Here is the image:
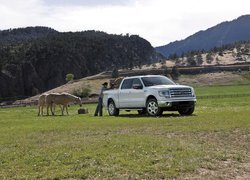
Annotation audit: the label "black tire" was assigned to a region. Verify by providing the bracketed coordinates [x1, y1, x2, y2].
[178, 106, 195, 116]
[108, 100, 119, 116]
[146, 98, 163, 116]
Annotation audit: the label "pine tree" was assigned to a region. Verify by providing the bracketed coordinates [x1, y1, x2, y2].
[111, 68, 119, 78]
[171, 66, 181, 80]
[196, 54, 203, 65]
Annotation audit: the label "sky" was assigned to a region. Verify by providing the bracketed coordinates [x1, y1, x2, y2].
[0, 0, 250, 47]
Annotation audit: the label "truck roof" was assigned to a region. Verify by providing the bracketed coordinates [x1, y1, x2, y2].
[123, 75, 164, 79]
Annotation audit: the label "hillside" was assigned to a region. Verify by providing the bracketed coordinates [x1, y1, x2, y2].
[0, 26, 58, 45]
[149, 41, 250, 68]
[13, 70, 250, 107]
[156, 15, 250, 57]
[2, 40, 250, 104]
[0, 27, 161, 100]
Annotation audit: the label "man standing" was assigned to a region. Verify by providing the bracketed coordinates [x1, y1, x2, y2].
[94, 82, 108, 116]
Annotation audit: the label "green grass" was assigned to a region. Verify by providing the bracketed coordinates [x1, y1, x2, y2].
[0, 85, 250, 179]
[195, 84, 250, 96]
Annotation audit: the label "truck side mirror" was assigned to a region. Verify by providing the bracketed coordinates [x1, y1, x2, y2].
[132, 84, 143, 89]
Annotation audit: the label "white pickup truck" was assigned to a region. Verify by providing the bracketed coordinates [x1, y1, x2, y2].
[103, 75, 196, 116]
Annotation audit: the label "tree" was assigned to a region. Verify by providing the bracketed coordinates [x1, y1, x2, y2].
[168, 53, 178, 60]
[163, 66, 169, 77]
[111, 68, 119, 78]
[206, 53, 213, 64]
[171, 66, 181, 80]
[196, 54, 203, 65]
[218, 51, 224, 56]
[187, 55, 196, 66]
[65, 73, 74, 82]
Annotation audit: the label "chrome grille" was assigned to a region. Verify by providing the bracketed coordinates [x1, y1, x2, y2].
[170, 88, 192, 98]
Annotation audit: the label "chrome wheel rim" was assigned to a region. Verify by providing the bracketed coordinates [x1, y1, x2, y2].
[108, 103, 115, 115]
[147, 101, 158, 115]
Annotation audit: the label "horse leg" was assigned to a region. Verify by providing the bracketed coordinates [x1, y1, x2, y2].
[66, 105, 69, 115]
[62, 105, 65, 116]
[38, 105, 40, 116]
[50, 103, 54, 116]
[46, 104, 50, 115]
[53, 104, 56, 115]
[41, 105, 44, 116]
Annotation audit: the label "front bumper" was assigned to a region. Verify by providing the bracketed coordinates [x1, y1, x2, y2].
[158, 98, 196, 108]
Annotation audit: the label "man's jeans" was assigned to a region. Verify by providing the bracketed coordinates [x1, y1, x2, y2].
[94, 97, 103, 116]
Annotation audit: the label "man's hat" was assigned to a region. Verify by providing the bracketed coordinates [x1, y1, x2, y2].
[102, 82, 108, 86]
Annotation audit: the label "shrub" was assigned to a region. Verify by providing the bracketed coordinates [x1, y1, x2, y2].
[65, 73, 74, 82]
[73, 87, 91, 98]
[206, 53, 213, 64]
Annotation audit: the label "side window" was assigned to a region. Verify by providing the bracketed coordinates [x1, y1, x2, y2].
[132, 78, 142, 86]
[121, 79, 133, 89]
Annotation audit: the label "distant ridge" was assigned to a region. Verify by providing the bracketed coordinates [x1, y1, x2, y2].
[156, 15, 250, 57]
[0, 26, 58, 45]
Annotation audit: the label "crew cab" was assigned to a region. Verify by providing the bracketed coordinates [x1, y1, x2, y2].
[103, 75, 196, 116]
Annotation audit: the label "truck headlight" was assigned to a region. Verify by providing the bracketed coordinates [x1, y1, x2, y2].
[191, 88, 196, 97]
[158, 90, 170, 98]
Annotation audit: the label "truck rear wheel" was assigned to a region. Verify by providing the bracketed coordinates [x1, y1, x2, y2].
[178, 106, 195, 116]
[108, 100, 119, 116]
[146, 98, 163, 116]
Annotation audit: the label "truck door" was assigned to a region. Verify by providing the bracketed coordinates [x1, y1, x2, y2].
[119, 79, 133, 108]
[129, 78, 145, 107]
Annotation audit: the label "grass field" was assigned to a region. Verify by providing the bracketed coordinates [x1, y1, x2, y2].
[0, 85, 250, 179]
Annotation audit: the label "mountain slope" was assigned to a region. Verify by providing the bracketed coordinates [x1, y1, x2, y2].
[0, 28, 159, 100]
[156, 15, 250, 57]
[0, 26, 58, 45]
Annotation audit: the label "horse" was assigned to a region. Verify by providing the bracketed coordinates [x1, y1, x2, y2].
[45, 92, 82, 115]
[38, 93, 59, 116]
[37, 93, 48, 116]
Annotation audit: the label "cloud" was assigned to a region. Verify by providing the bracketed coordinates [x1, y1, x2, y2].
[42, 0, 134, 7]
[0, 0, 250, 46]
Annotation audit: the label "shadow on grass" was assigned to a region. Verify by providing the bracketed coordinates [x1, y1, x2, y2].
[118, 113, 197, 118]
[37, 114, 67, 118]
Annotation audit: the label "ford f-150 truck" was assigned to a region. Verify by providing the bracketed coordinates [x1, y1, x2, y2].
[103, 75, 196, 116]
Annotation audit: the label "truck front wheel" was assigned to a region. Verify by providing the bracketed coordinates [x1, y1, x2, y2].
[108, 100, 119, 116]
[146, 98, 163, 116]
[178, 106, 195, 116]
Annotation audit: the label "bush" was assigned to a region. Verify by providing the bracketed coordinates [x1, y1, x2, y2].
[73, 87, 91, 98]
[206, 53, 213, 64]
[66, 73, 74, 82]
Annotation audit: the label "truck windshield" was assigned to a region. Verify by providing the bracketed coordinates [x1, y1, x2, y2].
[141, 76, 175, 87]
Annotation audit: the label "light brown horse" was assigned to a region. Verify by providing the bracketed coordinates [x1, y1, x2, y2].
[38, 93, 59, 116]
[37, 93, 48, 116]
[45, 92, 82, 115]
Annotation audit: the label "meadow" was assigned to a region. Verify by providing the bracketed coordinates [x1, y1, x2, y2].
[0, 85, 249, 179]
